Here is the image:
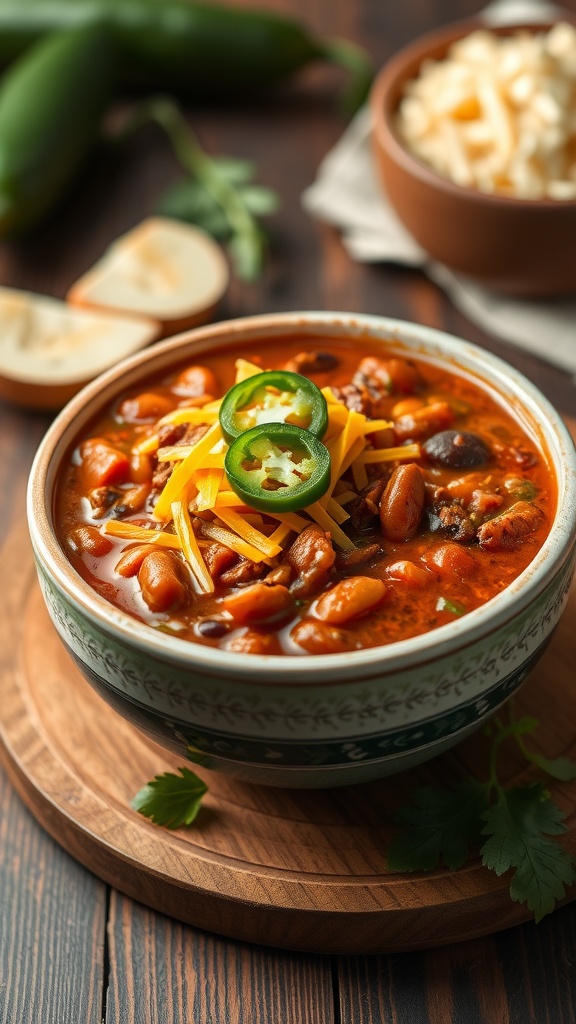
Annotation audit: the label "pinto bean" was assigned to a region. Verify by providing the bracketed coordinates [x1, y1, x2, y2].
[115, 544, 156, 578]
[174, 365, 218, 397]
[286, 524, 335, 598]
[424, 543, 478, 580]
[222, 583, 293, 625]
[386, 560, 432, 586]
[68, 524, 113, 557]
[478, 501, 545, 552]
[290, 620, 353, 654]
[119, 392, 176, 423]
[379, 464, 425, 542]
[227, 630, 281, 655]
[314, 576, 387, 625]
[80, 438, 130, 491]
[138, 550, 188, 613]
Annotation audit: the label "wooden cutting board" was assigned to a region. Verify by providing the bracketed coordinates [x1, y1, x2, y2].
[1, 521, 575, 954]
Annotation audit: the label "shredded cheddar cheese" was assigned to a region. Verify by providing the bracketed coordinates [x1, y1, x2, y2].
[103, 521, 182, 549]
[172, 500, 214, 593]
[130, 374, 423, 580]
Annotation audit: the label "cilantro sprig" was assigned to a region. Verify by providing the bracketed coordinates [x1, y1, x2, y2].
[131, 703, 576, 921]
[117, 97, 279, 280]
[131, 767, 207, 829]
[388, 703, 576, 921]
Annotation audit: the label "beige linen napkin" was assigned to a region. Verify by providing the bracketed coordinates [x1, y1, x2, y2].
[302, 0, 576, 378]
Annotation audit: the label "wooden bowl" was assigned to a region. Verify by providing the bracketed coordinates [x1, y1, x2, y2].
[370, 19, 576, 296]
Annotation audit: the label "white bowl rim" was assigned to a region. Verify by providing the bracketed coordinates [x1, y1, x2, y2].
[27, 310, 576, 684]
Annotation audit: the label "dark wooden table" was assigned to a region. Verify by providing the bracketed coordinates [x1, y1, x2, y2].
[2, 1, 576, 1020]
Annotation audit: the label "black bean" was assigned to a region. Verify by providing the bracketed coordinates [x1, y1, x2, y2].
[423, 430, 491, 468]
[196, 619, 229, 639]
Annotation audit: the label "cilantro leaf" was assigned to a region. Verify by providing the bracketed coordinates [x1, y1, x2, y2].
[481, 782, 576, 921]
[131, 767, 208, 829]
[388, 780, 490, 872]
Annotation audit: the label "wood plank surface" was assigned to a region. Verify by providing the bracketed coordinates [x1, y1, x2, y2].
[337, 906, 576, 1024]
[0, 0, 576, 1020]
[106, 893, 334, 1024]
[0, 765, 107, 1024]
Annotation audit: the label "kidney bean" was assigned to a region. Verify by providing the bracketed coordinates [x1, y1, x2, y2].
[68, 524, 113, 557]
[379, 464, 425, 542]
[222, 583, 293, 625]
[174, 365, 218, 397]
[290, 619, 352, 654]
[314, 576, 387, 625]
[138, 550, 188, 613]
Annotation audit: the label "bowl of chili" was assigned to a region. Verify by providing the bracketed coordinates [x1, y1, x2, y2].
[27, 312, 576, 787]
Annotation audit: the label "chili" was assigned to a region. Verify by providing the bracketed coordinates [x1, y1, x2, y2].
[219, 370, 328, 443]
[224, 423, 331, 512]
[56, 336, 556, 656]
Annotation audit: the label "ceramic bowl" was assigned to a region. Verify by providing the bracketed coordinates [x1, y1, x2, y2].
[27, 312, 576, 787]
[370, 19, 576, 296]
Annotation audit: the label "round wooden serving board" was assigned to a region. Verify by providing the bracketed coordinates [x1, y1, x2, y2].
[1, 522, 576, 954]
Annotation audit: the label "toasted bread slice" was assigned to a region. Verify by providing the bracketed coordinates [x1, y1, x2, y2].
[67, 218, 229, 337]
[0, 287, 158, 410]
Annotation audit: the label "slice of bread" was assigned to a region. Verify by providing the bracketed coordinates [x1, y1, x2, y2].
[67, 218, 229, 337]
[0, 287, 158, 410]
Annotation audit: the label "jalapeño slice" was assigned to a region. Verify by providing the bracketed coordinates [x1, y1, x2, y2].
[219, 370, 328, 443]
[224, 423, 331, 513]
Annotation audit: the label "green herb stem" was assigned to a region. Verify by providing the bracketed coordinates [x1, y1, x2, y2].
[116, 96, 267, 279]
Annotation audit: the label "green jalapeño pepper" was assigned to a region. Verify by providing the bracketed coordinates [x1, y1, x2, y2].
[219, 371, 328, 444]
[224, 423, 331, 513]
